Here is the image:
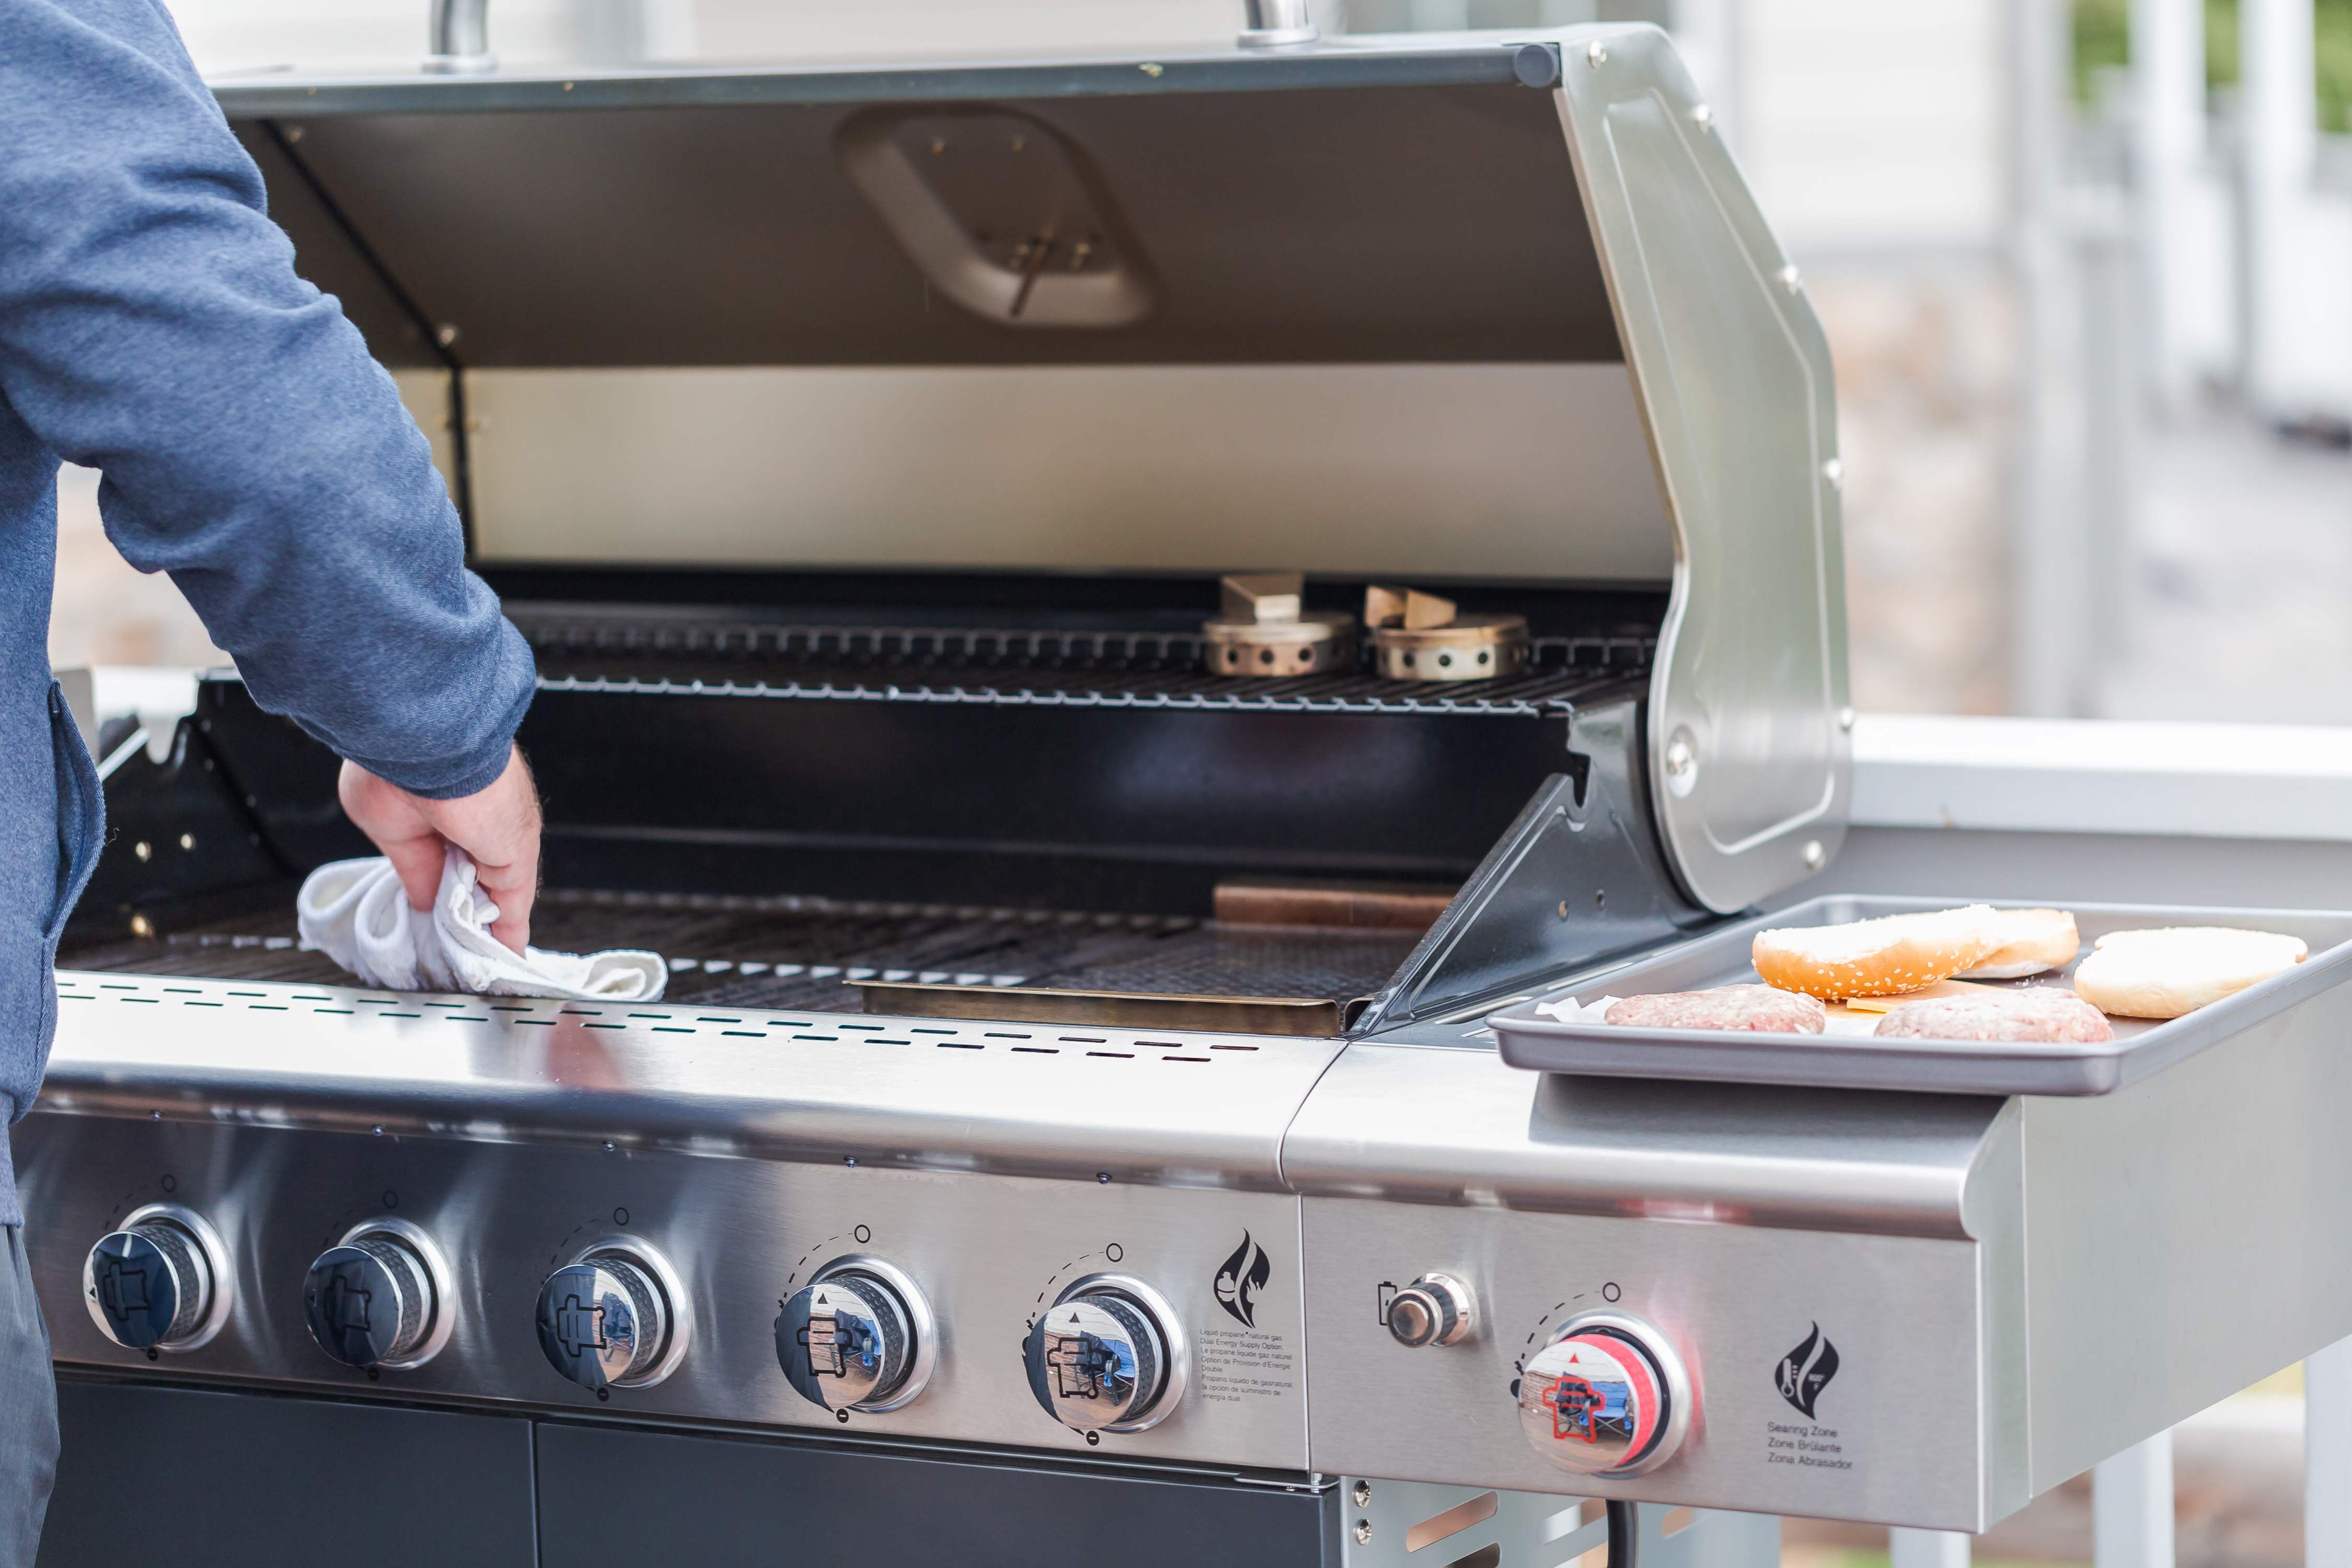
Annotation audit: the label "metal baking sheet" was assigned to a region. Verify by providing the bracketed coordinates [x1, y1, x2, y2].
[1488, 896, 2352, 1096]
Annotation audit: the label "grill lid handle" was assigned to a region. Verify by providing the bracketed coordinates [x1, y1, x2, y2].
[1239, 0, 1318, 47]
[425, 0, 494, 73]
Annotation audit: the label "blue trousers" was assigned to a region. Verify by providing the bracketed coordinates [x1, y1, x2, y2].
[0, 1229, 52, 1567]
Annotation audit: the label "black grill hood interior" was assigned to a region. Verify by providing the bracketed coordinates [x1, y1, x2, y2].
[226, 50, 1621, 372]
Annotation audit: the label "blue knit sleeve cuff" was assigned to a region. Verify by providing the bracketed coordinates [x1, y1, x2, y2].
[398, 740, 516, 802]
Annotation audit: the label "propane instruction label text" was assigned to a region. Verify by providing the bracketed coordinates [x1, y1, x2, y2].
[1197, 1328, 1297, 1405]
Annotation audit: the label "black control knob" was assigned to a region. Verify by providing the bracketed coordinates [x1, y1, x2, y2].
[304, 1231, 437, 1369]
[536, 1252, 672, 1391]
[777, 1264, 936, 1414]
[84, 1215, 214, 1351]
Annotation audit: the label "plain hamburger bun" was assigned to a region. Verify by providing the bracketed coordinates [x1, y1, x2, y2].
[2071, 926, 2307, 1019]
[1953, 908, 2082, 979]
[1753, 905, 2004, 999]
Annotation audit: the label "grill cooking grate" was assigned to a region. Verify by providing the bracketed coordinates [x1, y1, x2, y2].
[58, 889, 1421, 1015]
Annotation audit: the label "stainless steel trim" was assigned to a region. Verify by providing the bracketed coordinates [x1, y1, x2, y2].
[456, 365, 1674, 585]
[1056, 1272, 1191, 1433]
[1282, 1042, 1999, 1239]
[340, 1216, 457, 1369]
[1554, 26, 1850, 910]
[809, 1253, 938, 1413]
[855, 982, 1343, 1037]
[575, 1235, 691, 1389]
[111, 1203, 233, 1352]
[42, 972, 1342, 1190]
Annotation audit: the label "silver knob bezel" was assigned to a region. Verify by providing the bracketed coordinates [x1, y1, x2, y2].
[1528, 1309, 1695, 1478]
[567, 1235, 692, 1389]
[85, 1203, 234, 1353]
[1052, 1272, 1189, 1434]
[807, 1253, 938, 1413]
[336, 1217, 456, 1370]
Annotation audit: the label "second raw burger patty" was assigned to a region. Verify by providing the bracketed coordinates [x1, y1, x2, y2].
[1872, 989, 2113, 1042]
[1605, 985, 1826, 1033]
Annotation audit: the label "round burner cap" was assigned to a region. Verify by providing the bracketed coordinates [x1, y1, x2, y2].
[1371, 613, 1529, 682]
[1202, 610, 1357, 677]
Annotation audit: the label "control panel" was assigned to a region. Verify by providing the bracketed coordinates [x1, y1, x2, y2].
[1303, 1194, 1990, 1528]
[22, 1116, 1308, 1473]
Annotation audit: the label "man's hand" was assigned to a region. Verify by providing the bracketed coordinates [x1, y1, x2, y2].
[339, 745, 542, 954]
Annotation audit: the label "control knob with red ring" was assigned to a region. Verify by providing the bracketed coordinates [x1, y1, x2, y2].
[1516, 1311, 1691, 1477]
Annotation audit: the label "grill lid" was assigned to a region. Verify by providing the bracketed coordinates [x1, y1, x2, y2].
[214, 24, 1848, 913]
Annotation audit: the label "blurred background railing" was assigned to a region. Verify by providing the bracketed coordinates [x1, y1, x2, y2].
[70, 0, 2352, 728]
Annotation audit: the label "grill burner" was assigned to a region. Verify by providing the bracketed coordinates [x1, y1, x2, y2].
[58, 891, 1422, 1019]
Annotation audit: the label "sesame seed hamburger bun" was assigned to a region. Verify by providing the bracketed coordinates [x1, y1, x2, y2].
[1753, 905, 2005, 1000]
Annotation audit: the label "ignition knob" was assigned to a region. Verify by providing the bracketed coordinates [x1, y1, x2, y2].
[1024, 1276, 1189, 1435]
[776, 1258, 935, 1414]
[1386, 1272, 1476, 1348]
[84, 1209, 223, 1352]
[537, 1250, 675, 1392]
[304, 1227, 444, 1369]
[1517, 1311, 1691, 1478]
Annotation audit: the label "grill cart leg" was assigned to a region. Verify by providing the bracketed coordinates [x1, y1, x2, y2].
[1337, 1481, 1777, 1568]
[2310, 1336, 2352, 1568]
[2094, 1431, 2176, 1568]
[1891, 1529, 1971, 1568]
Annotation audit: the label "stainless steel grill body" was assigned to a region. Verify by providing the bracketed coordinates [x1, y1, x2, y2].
[27, 941, 2352, 1535]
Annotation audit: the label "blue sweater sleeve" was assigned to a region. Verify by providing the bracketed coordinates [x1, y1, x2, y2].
[0, 0, 534, 801]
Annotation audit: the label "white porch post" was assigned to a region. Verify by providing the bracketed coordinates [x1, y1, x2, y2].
[2240, 0, 2316, 415]
[2309, 1338, 2352, 1568]
[2093, 1431, 2175, 1568]
[1889, 1529, 1971, 1568]
[2129, 0, 2207, 409]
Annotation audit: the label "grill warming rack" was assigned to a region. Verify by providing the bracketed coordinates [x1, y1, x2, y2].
[510, 605, 1656, 719]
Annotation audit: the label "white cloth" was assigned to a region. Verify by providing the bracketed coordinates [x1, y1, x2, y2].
[297, 849, 665, 1001]
[1530, 994, 1623, 1024]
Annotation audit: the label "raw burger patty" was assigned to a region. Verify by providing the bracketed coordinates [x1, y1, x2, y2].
[1605, 985, 1826, 1033]
[1872, 989, 2113, 1042]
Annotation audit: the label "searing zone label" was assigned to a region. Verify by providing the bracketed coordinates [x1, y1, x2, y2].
[1765, 1322, 1852, 1472]
[1766, 1420, 1851, 1470]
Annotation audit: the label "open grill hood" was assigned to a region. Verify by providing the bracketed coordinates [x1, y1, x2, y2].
[215, 25, 1849, 915]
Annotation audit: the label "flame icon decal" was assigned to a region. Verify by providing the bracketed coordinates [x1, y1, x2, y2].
[1214, 1232, 1272, 1328]
[1775, 1322, 1840, 1417]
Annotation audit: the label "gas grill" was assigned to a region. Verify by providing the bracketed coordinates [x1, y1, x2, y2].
[25, 16, 2352, 1568]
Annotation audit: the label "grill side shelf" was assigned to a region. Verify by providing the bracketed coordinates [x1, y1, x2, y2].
[1485, 896, 2352, 1096]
